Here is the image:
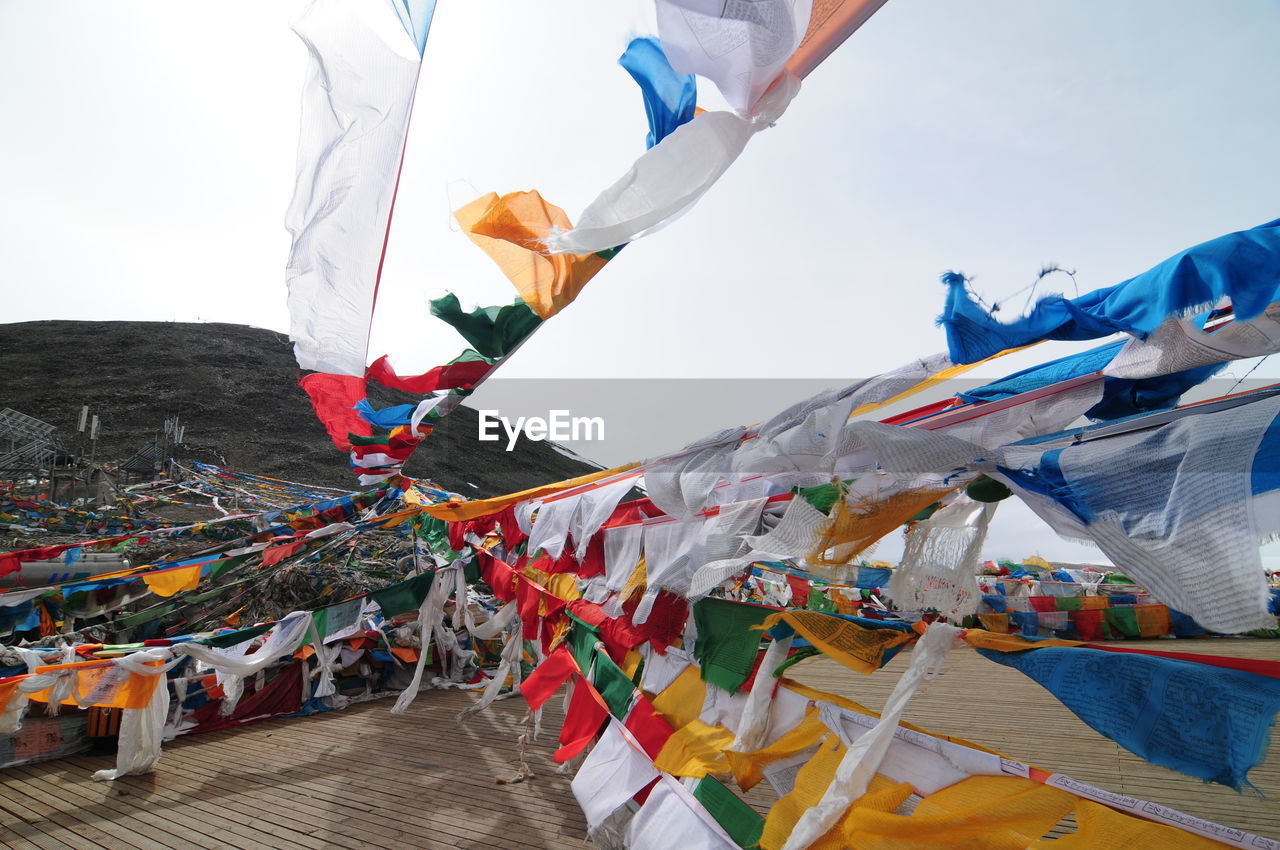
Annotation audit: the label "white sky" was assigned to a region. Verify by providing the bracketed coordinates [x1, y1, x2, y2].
[3, 0, 1279, 568]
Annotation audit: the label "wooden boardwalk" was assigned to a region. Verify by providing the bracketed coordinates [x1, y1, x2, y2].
[1, 637, 1277, 849]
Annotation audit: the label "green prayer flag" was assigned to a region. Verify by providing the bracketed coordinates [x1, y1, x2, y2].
[965, 475, 1013, 503]
[208, 554, 250, 581]
[314, 597, 363, 641]
[415, 516, 461, 559]
[567, 615, 601, 674]
[792, 479, 855, 515]
[807, 588, 837, 613]
[349, 431, 395, 446]
[199, 623, 273, 648]
[430, 293, 542, 360]
[1104, 606, 1140, 639]
[592, 653, 636, 719]
[692, 776, 764, 849]
[693, 597, 772, 693]
[185, 577, 253, 605]
[1056, 596, 1082, 612]
[116, 602, 177, 628]
[370, 572, 434, 617]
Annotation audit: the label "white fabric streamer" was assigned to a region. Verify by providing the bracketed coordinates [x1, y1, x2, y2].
[92, 648, 180, 782]
[569, 477, 635, 555]
[392, 570, 452, 714]
[544, 73, 800, 255]
[633, 516, 708, 623]
[639, 645, 693, 696]
[571, 719, 660, 832]
[656, 0, 812, 113]
[285, 0, 433, 376]
[730, 633, 792, 752]
[746, 497, 828, 559]
[993, 394, 1280, 633]
[526, 494, 579, 559]
[179, 612, 313, 677]
[887, 496, 996, 623]
[602, 523, 644, 605]
[1105, 302, 1280, 380]
[458, 623, 524, 720]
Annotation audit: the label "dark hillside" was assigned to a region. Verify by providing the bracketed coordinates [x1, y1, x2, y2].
[0, 320, 598, 496]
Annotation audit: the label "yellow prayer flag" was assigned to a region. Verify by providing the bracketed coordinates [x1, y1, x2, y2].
[651, 665, 705, 729]
[653, 719, 736, 778]
[963, 629, 1081, 654]
[767, 610, 917, 674]
[142, 564, 202, 597]
[842, 775, 1075, 849]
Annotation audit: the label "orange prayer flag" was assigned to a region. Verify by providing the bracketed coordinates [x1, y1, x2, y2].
[28, 660, 163, 710]
[454, 190, 611, 319]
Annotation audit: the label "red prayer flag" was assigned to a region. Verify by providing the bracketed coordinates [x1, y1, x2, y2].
[520, 646, 578, 711]
[366, 354, 493, 394]
[260, 541, 304, 567]
[554, 675, 609, 762]
[299, 372, 373, 450]
[1069, 609, 1104, 641]
[623, 694, 675, 759]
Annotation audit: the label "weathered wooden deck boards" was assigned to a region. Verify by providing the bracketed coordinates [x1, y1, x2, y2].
[1, 637, 1277, 848]
[0, 692, 586, 850]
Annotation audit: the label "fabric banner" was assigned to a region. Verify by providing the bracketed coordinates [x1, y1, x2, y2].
[693, 597, 773, 693]
[141, 564, 202, 598]
[366, 350, 493, 394]
[768, 611, 915, 674]
[429, 293, 541, 360]
[995, 392, 1280, 634]
[977, 645, 1280, 790]
[455, 191, 612, 319]
[300, 373, 375, 450]
[371, 571, 434, 617]
[626, 773, 739, 849]
[939, 218, 1280, 365]
[571, 718, 660, 831]
[543, 73, 800, 256]
[286, 0, 436, 377]
[656, 0, 811, 113]
[619, 36, 697, 149]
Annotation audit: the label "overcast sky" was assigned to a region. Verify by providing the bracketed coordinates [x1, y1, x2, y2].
[3, 0, 1279, 567]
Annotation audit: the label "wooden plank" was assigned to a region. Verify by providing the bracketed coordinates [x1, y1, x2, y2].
[0, 835, 47, 850]
[0, 821, 75, 850]
[0, 772, 117, 850]
[161, 710, 583, 847]
[33, 760, 291, 850]
[0, 766, 219, 850]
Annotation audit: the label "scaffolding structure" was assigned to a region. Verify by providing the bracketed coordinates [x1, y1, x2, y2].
[0, 408, 64, 477]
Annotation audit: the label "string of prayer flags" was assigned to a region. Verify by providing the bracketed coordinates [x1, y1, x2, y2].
[976, 644, 1280, 790]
